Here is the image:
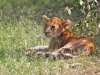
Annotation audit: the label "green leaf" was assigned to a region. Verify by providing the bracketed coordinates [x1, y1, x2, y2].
[87, 4, 90, 10]
[79, 0, 83, 6]
[68, 9, 71, 15]
[94, 0, 98, 4]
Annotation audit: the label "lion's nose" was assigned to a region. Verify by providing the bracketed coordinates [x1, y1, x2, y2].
[45, 32, 49, 35]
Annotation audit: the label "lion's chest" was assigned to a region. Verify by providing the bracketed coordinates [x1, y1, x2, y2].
[49, 37, 67, 51]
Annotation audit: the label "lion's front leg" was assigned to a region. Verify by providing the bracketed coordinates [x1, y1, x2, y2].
[25, 46, 49, 55]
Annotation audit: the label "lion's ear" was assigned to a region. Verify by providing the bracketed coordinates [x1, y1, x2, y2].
[62, 19, 71, 28]
[43, 15, 49, 24]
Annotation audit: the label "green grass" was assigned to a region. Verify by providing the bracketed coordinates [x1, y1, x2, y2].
[0, 19, 100, 75]
[0, 0, 100, 75]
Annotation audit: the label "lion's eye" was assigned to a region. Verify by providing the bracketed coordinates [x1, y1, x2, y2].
[51, 25, 55, 30]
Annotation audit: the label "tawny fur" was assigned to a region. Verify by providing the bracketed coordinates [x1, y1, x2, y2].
[25, 15, 96, 59]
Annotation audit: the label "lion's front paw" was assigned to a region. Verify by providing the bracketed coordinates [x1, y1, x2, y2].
[44, 52, 52, 58]
[44, 52, 61, 60]
[25, 47, 36, 55]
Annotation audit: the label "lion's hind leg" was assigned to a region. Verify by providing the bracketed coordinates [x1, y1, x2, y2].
[44, 48, 75, 59]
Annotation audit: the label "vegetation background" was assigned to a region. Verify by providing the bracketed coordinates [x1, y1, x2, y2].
[0, 0, 100, 75]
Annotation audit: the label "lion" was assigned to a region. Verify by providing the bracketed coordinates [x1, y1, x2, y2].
[25, 15, 96, 59]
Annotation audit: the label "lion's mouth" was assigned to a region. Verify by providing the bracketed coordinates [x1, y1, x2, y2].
[45, 34, 51, 37]
[44, 32, 53, 37]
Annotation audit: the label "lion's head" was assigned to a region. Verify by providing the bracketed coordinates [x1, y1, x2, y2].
[43, 15, 71, 38]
